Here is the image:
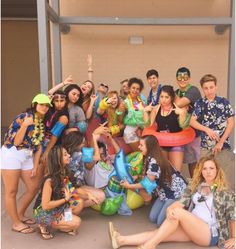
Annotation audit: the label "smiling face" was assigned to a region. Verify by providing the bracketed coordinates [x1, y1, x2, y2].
[62, 148, 71, 166]
[129, 83, 141, 99]
[80, 81, 93, 96]
[147, 75, 159, 90]
[138, 139, 147, 156]
[36, 103, 50, 116]
[176, 72, 190, 90]
[201, 160, 217, 185]
[68, 88, 80, 104]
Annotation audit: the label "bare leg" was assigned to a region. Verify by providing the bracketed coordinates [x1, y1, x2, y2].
[168, 151, 184, 172]
[18, 168, 43, 219]
[51, 215, 81, 232]
[142, 207, 211, 249]
[80, 185, 105, 207]
[71, 199, 84, 215]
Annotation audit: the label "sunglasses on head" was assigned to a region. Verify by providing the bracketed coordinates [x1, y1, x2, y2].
[100, 83, 109, 89]
[177, 73, 189, 81]
[52, 94, 66, 100]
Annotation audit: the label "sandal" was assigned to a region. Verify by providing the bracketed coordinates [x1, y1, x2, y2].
[12, 225, 35, 234]
[21, 218, 36, 225]
[38, 225, 54, 240]
[108, 222, 120, 249]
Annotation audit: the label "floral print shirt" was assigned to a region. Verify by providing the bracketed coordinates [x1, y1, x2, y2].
[146, 157, 187, 200]
[179, 185, 235, 247]
[192, 96, 234, 150]
[4, 112, 44, 152]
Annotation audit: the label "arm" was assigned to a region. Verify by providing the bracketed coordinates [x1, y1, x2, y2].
[213, 116, 234, 155]
[86, 94, 97, 119]
[120, 174, 155, 190]
[87, 54, 93, 81]
[175, 95, 191, 108]
[190, 115, 219, 141]
[48, 75, 73, 96]
[42, 179, 70, 211]
[14, 114, 34, 146]
[149, 105, 160, 126]
[31, 145, 42, 177]
[107, 133, 120, 153]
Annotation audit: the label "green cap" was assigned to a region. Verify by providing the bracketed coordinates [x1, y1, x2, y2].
[32, 93, 52, 106]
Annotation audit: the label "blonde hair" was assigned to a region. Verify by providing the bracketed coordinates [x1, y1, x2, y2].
[190, 155, 228, 193]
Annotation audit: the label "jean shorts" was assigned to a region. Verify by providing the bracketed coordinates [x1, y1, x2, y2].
[209, 229, 219, 246]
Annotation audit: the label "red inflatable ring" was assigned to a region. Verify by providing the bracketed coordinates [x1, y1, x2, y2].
[142, 126, 195, 147]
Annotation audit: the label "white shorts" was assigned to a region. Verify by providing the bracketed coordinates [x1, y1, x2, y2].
[123, 125, 139, 144]
[0, 146, 33, 170]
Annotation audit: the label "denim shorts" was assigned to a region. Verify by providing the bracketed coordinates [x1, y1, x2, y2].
[162, 145, 184, 152]
[209, 230, 219, 246]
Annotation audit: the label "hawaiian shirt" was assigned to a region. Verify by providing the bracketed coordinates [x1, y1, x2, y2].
[192, 96, 234, 150]
[179, 185, 235, 247]
[146, 157, 187, 200]
[4, 112, 40, 151]
[68, 151, 85, 187]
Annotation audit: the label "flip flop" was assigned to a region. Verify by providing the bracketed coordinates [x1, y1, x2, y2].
[108, 222, 119, 249]
[38, 226, 54, 240]
[21, 218, 36, 225]
[12, 225, 35, 234]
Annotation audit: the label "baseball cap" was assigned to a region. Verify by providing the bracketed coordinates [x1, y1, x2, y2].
[32, 93, 52, 106]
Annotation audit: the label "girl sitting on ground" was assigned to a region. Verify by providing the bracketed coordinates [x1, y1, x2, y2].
[34, 145, 99, 239]
[109, 155, 235, 249]
[120, 135, 187, 217]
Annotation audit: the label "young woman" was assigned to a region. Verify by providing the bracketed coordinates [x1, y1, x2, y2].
[41, 90, 69, 162]
[145, 85, 189, 171]
[33, 146, 83, 239]
[1, 94, 51, 233]
[97, 90, 125, 137]
[63, 84, 87, 134]
[120, 135, 187, 219]
[122, 77, 149, 151]
[61, 128, 106, 207]
[109, 155, 235, 249]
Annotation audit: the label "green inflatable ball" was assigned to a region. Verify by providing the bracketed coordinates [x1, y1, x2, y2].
[100, 195, 124, 216]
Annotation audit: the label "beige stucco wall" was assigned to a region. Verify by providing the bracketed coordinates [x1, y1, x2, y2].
[2, 1, 231, 128]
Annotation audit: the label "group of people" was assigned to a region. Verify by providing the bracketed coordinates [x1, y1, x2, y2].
[1, 59, 235, 248]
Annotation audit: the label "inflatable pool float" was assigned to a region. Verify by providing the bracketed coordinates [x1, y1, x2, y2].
[142, 126, 195, 147]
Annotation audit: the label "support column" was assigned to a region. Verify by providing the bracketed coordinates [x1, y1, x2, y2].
[50, 0, 62, 84]
[37, 0, 49, 93]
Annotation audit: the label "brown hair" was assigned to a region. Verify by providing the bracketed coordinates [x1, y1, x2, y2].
[141, 135, 173, 186]
[200, 74, 217, 87]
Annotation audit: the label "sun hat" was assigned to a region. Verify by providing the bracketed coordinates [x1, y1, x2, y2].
[32, 93, 52, 106]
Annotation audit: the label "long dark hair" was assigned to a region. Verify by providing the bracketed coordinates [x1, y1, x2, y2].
[64, 84, 84, 107]
[44, 90, 69, 129]
[141, 135, 173, 186]
[61, 131, 85, 155]
[160, 85, 175, 103]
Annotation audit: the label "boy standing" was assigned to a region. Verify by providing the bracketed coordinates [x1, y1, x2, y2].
[146, 69, 162, 106]
[190, 74, 235, 188]
[175, 67, 202, 177]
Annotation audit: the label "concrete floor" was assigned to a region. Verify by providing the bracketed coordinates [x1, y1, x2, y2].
[1, 179, 219, 249]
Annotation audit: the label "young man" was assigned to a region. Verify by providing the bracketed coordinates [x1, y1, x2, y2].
[190, 74, 235, 188]
[146, 69, 162, 106]
[175, 67, 202, 177]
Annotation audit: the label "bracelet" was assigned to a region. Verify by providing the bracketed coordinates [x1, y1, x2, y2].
[64, 198, 68, 203]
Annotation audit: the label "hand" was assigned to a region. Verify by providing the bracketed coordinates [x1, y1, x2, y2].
[224, 238, 235, 249]
[88, 193, 99, 204]
[64, 186, 72, 202]
[40, 151, 48, 164]
[173, 103, 186, 115]
[22, 114, 34, 127]
[120, 179, 130, 189]
[212, 141, 224, 155]
[143, 102, 153, 112]
[92, 132, 100, 141]
[205, 128, 220, 141]
[90, 94, 98, 103]
[87, 54, 93, 68]
[63, 75, 73, 86]
[30, 167, 38, 178]
[93, 122, 110, 135]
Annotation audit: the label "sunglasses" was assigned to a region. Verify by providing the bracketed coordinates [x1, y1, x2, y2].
[177, 73, 189, 81]
[52, 94, 66, 100]
[100, 83, 109, 89]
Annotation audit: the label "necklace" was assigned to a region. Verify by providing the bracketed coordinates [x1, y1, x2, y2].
[161, 106, 172, 116]
[127, 94, 144, 111]
[31, 113, 45, 146]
